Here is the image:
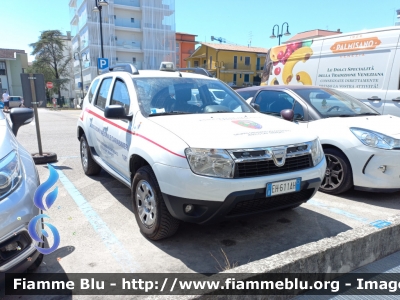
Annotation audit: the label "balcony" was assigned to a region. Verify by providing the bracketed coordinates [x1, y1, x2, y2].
[80, 39, 89, 49]
[223, 63, 252, 71]
[69, 7, 77, 21]
[115, 18, 141, 29]
[76, 0, 85, 9]
[71, 25, 79, 37]
[143, 23, 171, 30]
[116, 40, 141, 50]
[114, 0, 140, 8]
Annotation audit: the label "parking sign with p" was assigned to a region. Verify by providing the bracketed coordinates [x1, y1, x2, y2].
[98, 58, 109, 70]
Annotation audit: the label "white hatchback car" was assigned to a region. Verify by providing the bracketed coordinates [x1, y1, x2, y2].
[77, 63, 326, 240]
[238, 86, 400, 194]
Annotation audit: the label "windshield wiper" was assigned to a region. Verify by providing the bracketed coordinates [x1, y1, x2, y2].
[148, 111, 193, 117]
[207, 110, 232, 113]
[356, 113, 379, 116]
[261, 112, 280, 116]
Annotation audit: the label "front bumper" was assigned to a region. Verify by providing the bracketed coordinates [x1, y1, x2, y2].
[163, 177, 321, 224]
[0, 149, 41, 274]
[154, 157, 326, 202]
[346, 146, 400, 191]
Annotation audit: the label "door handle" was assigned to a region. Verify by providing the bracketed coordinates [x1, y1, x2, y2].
[367, 96, 381, 101]
[392, 97, 400, 101]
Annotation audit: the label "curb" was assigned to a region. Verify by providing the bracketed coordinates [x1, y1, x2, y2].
[154, 214, 400, 300]
[223, 213, 400, 275]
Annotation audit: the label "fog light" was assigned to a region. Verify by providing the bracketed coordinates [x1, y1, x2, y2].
[378, 165, 386, 173]
[1, 242, 19, 251]
[184, 204, 194, 214]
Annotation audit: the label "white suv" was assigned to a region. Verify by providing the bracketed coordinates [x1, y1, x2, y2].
[77, 63, 326, 240]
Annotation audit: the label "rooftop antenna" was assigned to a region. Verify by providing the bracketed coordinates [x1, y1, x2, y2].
[248, 31, 253, 47]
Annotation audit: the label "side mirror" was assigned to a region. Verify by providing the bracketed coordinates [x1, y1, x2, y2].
[280, 109, 294, 122]
[251, 103, 260, 112]
[104, 105, 132, 121]
[10, 108, 34, 136]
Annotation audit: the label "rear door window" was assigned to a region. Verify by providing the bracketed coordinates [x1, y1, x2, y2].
[95, 78, 113, 110]
[88, 78, 100, 103]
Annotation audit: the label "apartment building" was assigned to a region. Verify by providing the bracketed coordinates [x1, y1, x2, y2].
[0, 49, 28, 96]
[186, 43, 268, 87]
[69, 0, 176, 98]
[176, 32, 197, 68]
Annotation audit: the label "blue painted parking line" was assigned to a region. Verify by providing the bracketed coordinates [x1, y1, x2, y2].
[53, 166, 139, 273]
[308, 199, 392, 229]
[307, 199, 370, 223]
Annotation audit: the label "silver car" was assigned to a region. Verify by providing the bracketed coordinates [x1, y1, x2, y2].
[0, 108, 43, 287]
[7, 96, 23, 108]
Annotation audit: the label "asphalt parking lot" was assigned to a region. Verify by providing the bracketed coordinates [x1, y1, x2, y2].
[11, 109, 400, 275]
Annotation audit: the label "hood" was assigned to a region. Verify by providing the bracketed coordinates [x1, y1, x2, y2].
[148, 113, 317, 149]
[0, 118, 17, 159]
[313, 115, 400, 138]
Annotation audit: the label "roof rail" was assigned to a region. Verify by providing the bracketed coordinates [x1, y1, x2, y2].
[105, 64, 139, 75]
[177, 67, 214, 77]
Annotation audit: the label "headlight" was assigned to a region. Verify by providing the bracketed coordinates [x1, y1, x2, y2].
[185, 148, 234, 178]
[350, 128, 400, 150]
[0, 151, 22, 199]
[310, 138, 324, 166]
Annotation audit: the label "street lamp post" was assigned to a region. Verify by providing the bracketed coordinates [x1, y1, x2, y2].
[270, 22, 291, 45]
[93, 0, 109, 58]
[74, 52, 89, 99]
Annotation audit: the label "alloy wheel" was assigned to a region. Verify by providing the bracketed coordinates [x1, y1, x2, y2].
[81, 139, 88, 170]
[136, 180, 157, 226]
[321, 154, 344, 191]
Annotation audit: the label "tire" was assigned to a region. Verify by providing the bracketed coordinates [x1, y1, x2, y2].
[132, 166, 180, 240]
[80, 134, 101, 175]
[32, 152, 57, 164]
[319, 148, 353, 195]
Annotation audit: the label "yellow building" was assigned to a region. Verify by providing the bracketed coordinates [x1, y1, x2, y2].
[185, 43, 268, 88]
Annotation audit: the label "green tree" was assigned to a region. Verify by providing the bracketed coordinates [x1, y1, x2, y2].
[29, 30, 72, 101]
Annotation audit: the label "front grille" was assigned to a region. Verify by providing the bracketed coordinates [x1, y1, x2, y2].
[227, 188, 315, 216]
[234, 154, 313, 178]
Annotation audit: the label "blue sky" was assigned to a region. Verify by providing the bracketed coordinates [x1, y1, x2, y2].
[1, 0, 399, 62]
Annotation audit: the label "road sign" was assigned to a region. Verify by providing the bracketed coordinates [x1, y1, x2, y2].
[98, 58, 109, 70]
[46, 82, 53, 89]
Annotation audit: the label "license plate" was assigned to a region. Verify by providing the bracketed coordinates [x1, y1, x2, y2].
[266, 178, 301, 197]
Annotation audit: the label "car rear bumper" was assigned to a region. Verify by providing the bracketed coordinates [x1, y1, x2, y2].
[163, 177, 321, 224]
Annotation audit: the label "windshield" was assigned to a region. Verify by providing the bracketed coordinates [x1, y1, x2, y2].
[133, 78, 254, 117]
[237, 90, 257, 101]
[292, 88, 379, 117]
